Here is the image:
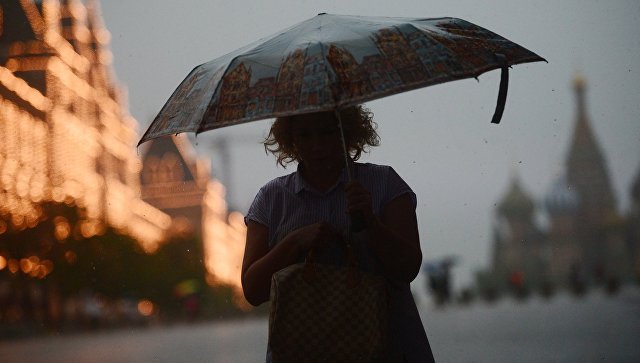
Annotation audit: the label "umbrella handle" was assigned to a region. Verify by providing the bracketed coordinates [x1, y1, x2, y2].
[335, 109, 366, 233]
[491, 54, 509, 124]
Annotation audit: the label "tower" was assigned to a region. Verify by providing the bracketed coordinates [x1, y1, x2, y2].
[565, 73, 618, 278]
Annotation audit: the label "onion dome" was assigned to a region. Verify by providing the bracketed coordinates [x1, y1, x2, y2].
[544, 176, 580, 216]
[497, 176, 535, 220]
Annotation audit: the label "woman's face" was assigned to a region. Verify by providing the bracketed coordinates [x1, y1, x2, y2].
[290, 112, 344, 172]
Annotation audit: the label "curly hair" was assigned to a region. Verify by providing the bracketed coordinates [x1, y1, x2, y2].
[264, 105, 380, 167]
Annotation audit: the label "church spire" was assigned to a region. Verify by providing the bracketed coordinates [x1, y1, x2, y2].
[574, 72, 587, 121]
[566, 72, 616, 222]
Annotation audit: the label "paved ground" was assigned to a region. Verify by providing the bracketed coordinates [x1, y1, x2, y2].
[1, 287, 639, 362]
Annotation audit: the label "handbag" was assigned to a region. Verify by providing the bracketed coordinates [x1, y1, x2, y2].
[268, 242, 388, 362]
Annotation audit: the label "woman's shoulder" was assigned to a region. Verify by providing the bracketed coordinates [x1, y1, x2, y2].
[258, 170, 298, 193]
[354, 162, 396, 178]
[355, 162, 413, 191]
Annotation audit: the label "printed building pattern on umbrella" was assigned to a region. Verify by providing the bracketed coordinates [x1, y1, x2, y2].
[189, 19, 541, 131]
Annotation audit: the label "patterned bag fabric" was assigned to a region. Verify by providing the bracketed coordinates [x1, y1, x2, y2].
[269, 248, 388, 362]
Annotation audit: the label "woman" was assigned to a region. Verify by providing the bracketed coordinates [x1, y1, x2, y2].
[242, 105, 434, 362]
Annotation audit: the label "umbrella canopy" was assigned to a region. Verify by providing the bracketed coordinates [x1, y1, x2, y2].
[138, 13, 544, 145]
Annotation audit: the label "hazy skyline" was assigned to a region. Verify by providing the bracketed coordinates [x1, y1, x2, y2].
[100, 0, 640, 289]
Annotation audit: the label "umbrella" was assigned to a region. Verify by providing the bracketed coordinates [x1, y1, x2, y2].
[138, 13, 544, 147]
[137, 13, 545, 227]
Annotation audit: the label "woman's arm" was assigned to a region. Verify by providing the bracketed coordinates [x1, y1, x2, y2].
[346, 182, 422, 282]
[241, 220, 340, 306]
[367, 193, 422, 282]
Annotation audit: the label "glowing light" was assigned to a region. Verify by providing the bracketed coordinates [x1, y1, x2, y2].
[43, 31, 90, 73]
[8, 259, 19, 274]
[52, 187, 65, 202]
[202, 185, 246, 291]
[70, 1, 86, 19]
[30, 182, 45, 202]
[0, 256, 6, 270]
[0, 0, 172, 254]
[80, 221, 94, 238]
[20, 258, 33, 273]
[137, 299, 154, 317]
[98, 50, 113, 65]
[74, 27, 91, 43]
[0, 66, 51, 111]
[15, 178, 29, 198]
[26, 214, 38, 228]
[229, 211, 245, 228]
[11, 214, 24, 229]
[95, 29, 111, 44]
[8, 42, 25, 57]
[20, 0, 45, 35]
[42, 259, 54, 274]
[5, 58, 18, 71]
[54, 216, 71, 241]
[64, 251, 77, 264]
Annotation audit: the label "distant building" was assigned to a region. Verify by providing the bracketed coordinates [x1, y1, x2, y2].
[0, 1, 247, 329]
[492, 174, 546, 291]
[139, 135, 245, 289]
[0, 0, 169, 252]
[484, 74, 637, 293]
[544, 176, 581, 283]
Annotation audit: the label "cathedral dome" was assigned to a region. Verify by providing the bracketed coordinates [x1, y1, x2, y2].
[497, 176, 535, 220]
[544, 176, 580, 216]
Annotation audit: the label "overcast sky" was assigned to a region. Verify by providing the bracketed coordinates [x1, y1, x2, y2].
[100, 0, 640, 289]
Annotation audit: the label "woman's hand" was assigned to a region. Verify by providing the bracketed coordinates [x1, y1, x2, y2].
[242, 220, 342, 306]
[290, 221, 342, 257]
[345, 181, 374, 225]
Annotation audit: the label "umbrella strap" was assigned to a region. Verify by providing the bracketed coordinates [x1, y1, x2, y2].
[491, 53, 509, 124]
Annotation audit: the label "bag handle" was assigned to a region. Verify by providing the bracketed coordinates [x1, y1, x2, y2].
[302, 236, 361, 287]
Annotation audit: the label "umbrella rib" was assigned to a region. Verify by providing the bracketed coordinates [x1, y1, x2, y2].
[196, 56, 247, 136]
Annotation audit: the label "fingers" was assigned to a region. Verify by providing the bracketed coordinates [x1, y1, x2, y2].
[312, 221, 341, 248]
[295, 221, 339, 254]
[344, 181, 373, 218]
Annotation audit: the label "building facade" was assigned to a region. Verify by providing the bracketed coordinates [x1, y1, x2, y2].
[0, 0, 170, 251]
[139, 135, 245, 290]
[0, 1, 248, 329]
[485, 74, 637, 293]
